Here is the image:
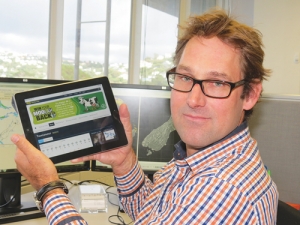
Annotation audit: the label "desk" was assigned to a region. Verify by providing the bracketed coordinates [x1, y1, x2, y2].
[7, 186, 132, 225]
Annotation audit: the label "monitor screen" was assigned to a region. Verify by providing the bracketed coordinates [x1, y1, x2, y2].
[0, 77, 90, 173]
[92, 84, 180, 174]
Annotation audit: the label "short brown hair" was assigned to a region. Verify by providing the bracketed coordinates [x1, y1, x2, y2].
[174, 10, 271, 119]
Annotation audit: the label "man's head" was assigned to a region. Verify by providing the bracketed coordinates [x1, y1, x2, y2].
[169, 10, 269, 154]
[173, 10, 271, 119]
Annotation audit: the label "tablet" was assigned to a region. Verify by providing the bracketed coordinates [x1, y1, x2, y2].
[12, 77, 128, 164]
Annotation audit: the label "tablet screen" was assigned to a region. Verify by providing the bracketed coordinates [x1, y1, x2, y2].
[13, 77, 127, 164]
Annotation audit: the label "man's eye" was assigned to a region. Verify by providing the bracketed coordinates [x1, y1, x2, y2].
[178, 75, 192, 82]
[212, 81, 225, 87]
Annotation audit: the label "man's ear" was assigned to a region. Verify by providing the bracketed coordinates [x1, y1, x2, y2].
[243, 80, 262, 110]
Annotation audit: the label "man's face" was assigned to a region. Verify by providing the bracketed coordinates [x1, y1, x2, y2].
[171, 36, 259, 154]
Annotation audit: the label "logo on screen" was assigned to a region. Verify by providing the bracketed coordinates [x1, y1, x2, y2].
[32, 105, 56, 121]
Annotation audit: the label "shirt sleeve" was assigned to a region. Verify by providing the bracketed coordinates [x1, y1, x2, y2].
[44, 193, 88, 225]
[114, 161, 154, 220]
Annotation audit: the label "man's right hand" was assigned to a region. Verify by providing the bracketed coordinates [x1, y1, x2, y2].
[71, 103, 137, 176]
[12, 134, 59, 191]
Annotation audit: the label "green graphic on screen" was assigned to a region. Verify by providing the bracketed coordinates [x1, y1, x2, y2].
[29, 92, 107, 125]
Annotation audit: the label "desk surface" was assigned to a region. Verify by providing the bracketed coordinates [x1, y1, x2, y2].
[6, 186, 132, 225]
[9, 212, 131, 225]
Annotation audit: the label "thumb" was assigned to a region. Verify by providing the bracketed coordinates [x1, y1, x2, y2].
[119, 104, 132, 133]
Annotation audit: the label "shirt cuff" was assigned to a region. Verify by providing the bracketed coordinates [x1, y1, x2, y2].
[44, 193, 87, 225]
[114, 161, 144, 196]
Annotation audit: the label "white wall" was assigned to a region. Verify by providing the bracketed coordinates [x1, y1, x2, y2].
[254, 0, 300, 95]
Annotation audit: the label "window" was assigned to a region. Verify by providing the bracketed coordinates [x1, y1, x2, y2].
[139, 0, 180, 86]
[0, 0, 49, 79]
[62, 0, 131, 83]
[0, 0, 220, 85]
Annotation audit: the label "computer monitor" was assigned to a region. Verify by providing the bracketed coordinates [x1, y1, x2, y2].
[91, 83, 180, 175]
[0, 77, 90, 216]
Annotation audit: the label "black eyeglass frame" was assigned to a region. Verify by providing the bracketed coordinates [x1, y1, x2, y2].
[166, 67, 246, 99]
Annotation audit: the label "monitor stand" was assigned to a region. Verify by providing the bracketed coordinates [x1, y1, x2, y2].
[0, 172, 45, 224]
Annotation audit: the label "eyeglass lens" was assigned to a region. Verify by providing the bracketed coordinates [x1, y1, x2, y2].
[168, 73, 233, 98]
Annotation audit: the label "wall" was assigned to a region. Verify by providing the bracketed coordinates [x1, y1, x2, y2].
[221, 0, 300, 203]
[254, 0, 300, 95]
[249, 94, 300, 204]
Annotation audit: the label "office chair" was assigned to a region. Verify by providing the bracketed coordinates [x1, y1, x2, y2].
[277, 200, 300, 225]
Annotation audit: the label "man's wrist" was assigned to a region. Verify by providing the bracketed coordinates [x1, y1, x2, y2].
[43, 188, 67, 200]
[34, 180, 68, 212]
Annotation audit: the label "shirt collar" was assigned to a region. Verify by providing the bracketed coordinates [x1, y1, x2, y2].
[173, 122, 250, 171]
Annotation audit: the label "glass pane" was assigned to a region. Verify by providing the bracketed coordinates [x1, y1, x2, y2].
[0, 0, 49, 79]
[81, 0, 106, 22]
[79, 22, 106, 78]
[109, 0, 131, 83]
[62, 0, 131, 82]
[62, 1, 77, 80]
[140, 0, 180, 86]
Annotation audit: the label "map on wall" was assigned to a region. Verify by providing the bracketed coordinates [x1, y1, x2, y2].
[115, 95, 180, 163]
[0, 88, 23, 147]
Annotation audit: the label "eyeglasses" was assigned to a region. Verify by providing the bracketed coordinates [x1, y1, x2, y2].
[166, 67, 246, 99]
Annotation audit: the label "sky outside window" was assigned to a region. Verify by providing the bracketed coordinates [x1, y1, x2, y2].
[0, 0, 49, 79]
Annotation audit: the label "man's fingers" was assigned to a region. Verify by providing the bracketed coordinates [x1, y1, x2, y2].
[11, 134, 38, 157]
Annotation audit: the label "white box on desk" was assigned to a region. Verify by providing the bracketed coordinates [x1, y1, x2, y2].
[79, 185, 108, 213]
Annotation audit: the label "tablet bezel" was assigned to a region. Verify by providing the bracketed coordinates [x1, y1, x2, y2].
[13, 77, 128, 164]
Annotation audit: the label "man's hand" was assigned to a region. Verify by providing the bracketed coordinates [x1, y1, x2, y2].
[71, 103, 137, 176]
[12, 103, 136, 189]
[12, 134, 59, 191]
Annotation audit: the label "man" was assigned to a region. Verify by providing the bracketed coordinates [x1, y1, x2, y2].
[12, 10, 278, 224]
